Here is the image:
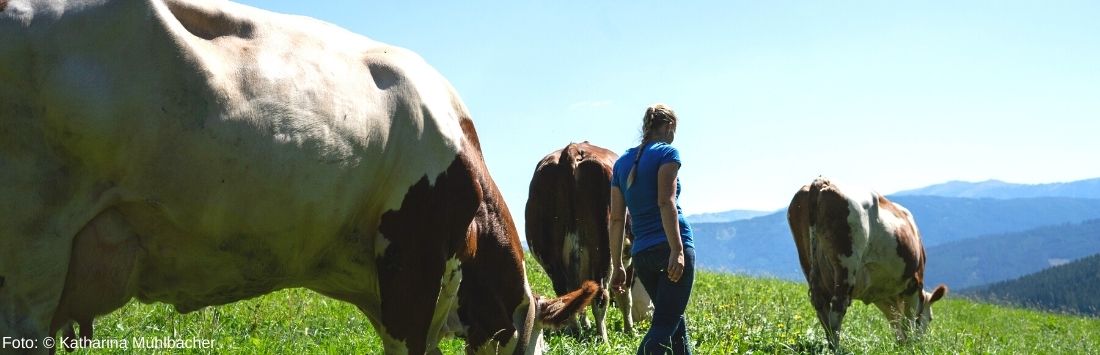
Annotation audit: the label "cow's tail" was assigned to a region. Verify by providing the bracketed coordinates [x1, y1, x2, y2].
[807, 176, 833, 227]
[559, 143, 582, 175]
[535, 281, 599, 328]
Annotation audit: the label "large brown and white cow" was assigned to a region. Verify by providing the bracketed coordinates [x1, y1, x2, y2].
[0, 0, 596, 353]
[524, 142, 652, 342]
[787, 177, 948, 348]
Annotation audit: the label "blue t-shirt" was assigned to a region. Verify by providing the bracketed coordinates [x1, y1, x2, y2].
[611, 142, 694, 255]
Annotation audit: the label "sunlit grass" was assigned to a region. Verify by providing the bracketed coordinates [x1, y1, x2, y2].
[70, 254, 1100, 354]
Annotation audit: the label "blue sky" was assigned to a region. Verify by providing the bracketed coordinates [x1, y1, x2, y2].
[239, 1, 1100, 220]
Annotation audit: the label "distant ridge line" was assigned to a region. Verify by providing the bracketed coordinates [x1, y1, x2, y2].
[892, 177, 1100, 199]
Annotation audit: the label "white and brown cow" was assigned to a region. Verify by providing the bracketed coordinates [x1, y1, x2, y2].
[524, 142, 652, 341]
[787, 177, 948, 348]
[0, 0, 595, 353]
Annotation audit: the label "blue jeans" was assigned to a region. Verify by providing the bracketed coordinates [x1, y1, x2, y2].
[633, 245, 695, 355]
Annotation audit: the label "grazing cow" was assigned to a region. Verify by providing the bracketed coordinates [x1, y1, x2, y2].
[787, 177, 948, 348]
[525, 142, 653, 341]
[0, 0, 596, 353]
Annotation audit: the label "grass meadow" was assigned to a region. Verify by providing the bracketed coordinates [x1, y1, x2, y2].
[67, 254, 1099, 354]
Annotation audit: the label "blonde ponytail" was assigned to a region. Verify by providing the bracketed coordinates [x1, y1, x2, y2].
[627, 104, 677, 188]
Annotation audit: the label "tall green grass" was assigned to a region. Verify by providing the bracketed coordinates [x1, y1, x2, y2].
[68, 254, 1098, 354]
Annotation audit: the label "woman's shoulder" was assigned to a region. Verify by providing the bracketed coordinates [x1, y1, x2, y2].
[650, 142, 681, 153]
[616, 142, 680, 162]
[612, 148, 634, 169]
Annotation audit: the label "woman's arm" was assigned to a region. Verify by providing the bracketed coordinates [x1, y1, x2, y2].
[609, 186, 628, 292]
[657, 162, 685, 282]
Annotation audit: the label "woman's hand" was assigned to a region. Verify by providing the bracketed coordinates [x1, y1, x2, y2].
[667, 248, 685, 282]
[611, 265, 628, 293]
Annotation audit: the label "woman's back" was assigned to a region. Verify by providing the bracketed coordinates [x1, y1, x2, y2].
[612, 142, 694, 255]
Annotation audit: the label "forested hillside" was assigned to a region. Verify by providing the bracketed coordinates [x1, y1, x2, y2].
[925, 219, 1100, 289]
[966, 253, 1100, 316]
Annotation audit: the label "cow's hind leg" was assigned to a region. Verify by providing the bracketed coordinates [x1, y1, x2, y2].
[591, 287, 609, 342]
[628, 274, 653, 330]
[613, 285, 634, 334]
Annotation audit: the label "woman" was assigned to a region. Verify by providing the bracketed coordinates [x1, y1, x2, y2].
[610, 103, 695, 355]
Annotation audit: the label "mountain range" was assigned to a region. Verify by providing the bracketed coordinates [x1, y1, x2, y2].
[893, 178, 1100, 199]
[888, 195, 1100, 246]
[685, 209, 773, 224]
[689, 178, 1100, 289]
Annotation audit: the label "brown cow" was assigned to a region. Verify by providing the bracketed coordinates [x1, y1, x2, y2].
[787, 177, 948, 348]
[0, 1, 595, 353]
[525, 142, 652, 342]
